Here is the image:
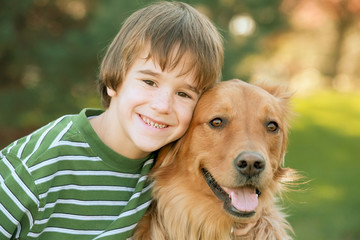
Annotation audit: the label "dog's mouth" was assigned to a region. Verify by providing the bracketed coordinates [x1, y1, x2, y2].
[201, 168, 261, 218]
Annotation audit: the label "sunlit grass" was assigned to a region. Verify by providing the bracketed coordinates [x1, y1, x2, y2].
[291, 91, 360, 136]
[285, 90, 360, 240]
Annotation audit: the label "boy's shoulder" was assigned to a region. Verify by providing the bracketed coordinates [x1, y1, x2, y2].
[2, 109, 102, 168]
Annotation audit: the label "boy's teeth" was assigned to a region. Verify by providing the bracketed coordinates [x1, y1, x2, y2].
[141, 116, 167, 128]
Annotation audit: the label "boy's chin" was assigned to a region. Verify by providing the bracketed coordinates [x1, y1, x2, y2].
[136, 139, 174, 155]
[133, 130, 185, 155]
[135, 141, 165, 156]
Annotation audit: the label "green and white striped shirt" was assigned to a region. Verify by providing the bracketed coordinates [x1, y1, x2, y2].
[0, 108, 154, 239]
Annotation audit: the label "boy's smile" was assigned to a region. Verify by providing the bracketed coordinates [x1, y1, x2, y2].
[139, 114, 168, 129]
[91, 49, 200, 159]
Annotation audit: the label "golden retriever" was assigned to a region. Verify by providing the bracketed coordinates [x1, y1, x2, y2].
[134, 79, 299, 240]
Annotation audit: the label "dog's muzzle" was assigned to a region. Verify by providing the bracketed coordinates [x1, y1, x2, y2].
[201, 168, 261, 218]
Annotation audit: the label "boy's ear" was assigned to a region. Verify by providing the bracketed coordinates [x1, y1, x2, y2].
[107, 87, 117, 97]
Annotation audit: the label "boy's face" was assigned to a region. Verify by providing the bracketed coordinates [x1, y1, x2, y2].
[106, 50, 200, 159]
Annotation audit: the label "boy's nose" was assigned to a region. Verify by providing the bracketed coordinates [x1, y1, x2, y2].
[151, 91, 173, 114]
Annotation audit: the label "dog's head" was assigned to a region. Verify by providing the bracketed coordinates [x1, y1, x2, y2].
[156, 79, 294, 221]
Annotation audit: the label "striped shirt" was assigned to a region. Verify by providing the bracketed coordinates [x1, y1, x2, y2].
[0, 108, 155, 239]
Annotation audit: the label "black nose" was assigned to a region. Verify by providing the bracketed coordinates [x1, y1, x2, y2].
[234, 152, 265, 177]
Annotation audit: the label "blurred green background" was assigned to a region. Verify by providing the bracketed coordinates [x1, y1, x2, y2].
[1, 0, 359, 239]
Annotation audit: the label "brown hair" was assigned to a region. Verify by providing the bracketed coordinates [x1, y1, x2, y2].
[98, 1, 224, 108]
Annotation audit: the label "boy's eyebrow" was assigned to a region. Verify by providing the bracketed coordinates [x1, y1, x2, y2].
[138, 69, 160, 77]
[138, 70, 200, 95]
[186, 84, 200, 95]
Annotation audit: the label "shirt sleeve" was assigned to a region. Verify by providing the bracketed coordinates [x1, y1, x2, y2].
[0, 151, 40, 239]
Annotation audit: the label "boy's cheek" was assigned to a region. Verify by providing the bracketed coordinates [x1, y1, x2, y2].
[183, 110, 195, 130]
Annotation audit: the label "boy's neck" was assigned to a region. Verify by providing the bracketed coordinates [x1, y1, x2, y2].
[89, 112, 150, 160]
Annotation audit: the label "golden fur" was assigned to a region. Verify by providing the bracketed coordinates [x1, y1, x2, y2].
[134, 79, 299, 240]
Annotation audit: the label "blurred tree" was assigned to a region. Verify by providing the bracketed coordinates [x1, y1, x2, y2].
[4, 0, 359, 146]
[1, 0, 289, 147]
[245, 0, 360, 92]
[0, 0, 97, 127]
[187, 0, 288, 81]
[282, 0, 360, 87]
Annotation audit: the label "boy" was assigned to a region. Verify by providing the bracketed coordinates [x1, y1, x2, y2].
[0, 1, 223, 239]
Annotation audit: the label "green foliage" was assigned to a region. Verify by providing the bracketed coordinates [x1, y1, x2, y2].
[0, 0, 287, 130]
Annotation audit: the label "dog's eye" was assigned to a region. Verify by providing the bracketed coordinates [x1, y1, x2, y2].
[266, 121, 279, 132]
[209, 118, 223, 128]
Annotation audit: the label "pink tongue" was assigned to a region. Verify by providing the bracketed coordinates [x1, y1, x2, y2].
[225, 187, 258, 212]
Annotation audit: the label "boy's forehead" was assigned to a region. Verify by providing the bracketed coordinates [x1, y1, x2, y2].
[137, 46, 198, 81]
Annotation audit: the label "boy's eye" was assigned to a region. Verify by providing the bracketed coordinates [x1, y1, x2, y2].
[143, 80, 156, 87]
[177, 92, 191, 99]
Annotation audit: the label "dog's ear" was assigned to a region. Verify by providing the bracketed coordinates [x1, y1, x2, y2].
[254, 81, 293, 100]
